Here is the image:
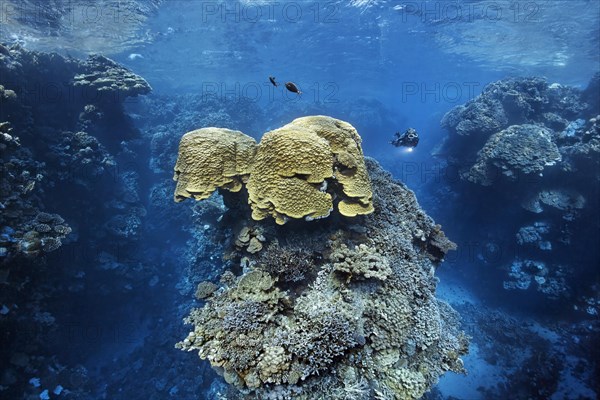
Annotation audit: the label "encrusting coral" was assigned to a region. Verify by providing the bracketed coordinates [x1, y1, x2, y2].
[174, 117, 468, 399]
[173, 116, 374, 225]
[73, 54, 151, 98]
[234, 225, 266, 254]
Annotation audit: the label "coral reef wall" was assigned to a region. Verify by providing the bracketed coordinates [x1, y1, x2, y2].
[175, 117, 467, 399]
[1, 43, 230, 400]
[437, 75, 600, 313]
[0, 43, 155, 397]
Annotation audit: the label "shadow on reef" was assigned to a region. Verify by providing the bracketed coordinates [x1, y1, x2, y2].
[172, 116, 468, 399]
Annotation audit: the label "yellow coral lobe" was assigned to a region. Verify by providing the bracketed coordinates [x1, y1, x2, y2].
[173, 127, 257, 202]
[284, 116, 374, 216]
[246, 126, 334, 224]
[338, 199, 374, 217]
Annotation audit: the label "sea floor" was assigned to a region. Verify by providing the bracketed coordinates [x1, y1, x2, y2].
[434, 274, 598, 400]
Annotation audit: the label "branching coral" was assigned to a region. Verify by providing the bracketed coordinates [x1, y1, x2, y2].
[258, 243, 315, 283]
[177, 155, 467, 399]
[365, 288, 414, 351]
[384, 368, 427, 399]
[330, 243, 392, 281]
[281, 271, 361, 380]
[177, 270, 290, 388]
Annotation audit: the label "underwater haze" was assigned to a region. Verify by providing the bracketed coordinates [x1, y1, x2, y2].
[1, 0, 599, 399]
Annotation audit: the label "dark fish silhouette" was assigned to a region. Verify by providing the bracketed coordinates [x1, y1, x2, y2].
[269, 76, 278, 87]
[285, 81, 302, 96]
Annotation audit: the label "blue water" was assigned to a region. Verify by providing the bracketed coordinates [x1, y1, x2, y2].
[1, 1, 599, 399]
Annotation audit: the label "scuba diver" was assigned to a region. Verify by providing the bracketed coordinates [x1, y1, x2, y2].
[391, 128, 419, 149]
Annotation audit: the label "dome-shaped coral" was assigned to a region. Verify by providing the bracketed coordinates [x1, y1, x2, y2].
[289, 116, 373, 216]
[173, 116, 374, 224]
[246, 126, 334, 224]
[173, 127, 257, 202]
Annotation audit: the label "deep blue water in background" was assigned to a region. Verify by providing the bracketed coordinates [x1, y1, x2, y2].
[1, 1, 599, 399]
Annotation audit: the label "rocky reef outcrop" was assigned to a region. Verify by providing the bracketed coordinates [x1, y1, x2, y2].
[441, 77, 598, 184]
[466, 124, 561, 186]
[175, 117, 467, 399]
[438, 76, 600, 313]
